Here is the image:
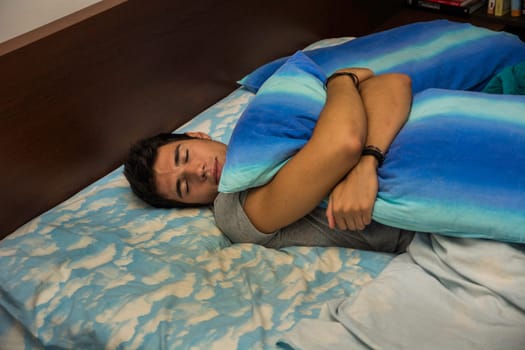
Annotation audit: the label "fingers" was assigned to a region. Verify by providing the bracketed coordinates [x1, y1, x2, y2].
[326, 160, 378, 232]
[329, 202, 372, 231]
[326, 198, 335, 230]
[342, 212, 368, 231]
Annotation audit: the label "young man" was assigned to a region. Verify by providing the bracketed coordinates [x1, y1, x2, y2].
[125, 69, 415, 252]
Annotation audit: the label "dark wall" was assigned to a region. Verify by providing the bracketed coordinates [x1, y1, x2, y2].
[0, 0, 405, 238]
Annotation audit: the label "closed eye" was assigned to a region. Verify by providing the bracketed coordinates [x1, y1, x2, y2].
[174, 145, 183, 198]
[183, 149, 190, 195]
[175, 144, 181, 166]
[174, 144, 190, 199]
[176, 179, 183, 199]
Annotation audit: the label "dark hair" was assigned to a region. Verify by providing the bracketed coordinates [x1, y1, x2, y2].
[124, 133, 196, 208]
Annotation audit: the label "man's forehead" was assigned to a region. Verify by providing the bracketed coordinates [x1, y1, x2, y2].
[153, 143, 179, 173]
[160, 140, 182, 150]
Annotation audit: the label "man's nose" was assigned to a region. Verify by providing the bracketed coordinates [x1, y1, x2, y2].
[184, 161, 205, 180]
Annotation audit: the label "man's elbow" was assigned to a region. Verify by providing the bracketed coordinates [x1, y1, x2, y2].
[391, 73, 412, 93]
[340, 133, 365, 164]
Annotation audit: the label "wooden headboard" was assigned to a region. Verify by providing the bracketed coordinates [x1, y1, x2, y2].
[0, 0, 405, 238]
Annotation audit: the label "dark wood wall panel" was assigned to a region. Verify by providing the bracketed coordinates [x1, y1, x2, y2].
[0, 0, 404, 238]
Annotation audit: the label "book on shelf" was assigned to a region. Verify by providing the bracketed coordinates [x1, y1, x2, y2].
[487, 0, 496, 14]
[511, 0, 521, 16]
[425, 0, 478, 6]
[406, 0, 486, 15]
[494, 0, 510, 15]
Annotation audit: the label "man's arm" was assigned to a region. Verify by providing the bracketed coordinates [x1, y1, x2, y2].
[243, 68, 374, 234]
[326, 73, 412, 231]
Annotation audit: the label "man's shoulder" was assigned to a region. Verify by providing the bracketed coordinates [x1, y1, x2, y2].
[214, 191, 243, 207]
[213, 191, 246, 222]
[213, 191, 276, 245]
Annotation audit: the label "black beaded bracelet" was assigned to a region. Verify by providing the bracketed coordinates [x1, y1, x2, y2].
[325, 72, 360, 89]
[362, 145, 385, 167]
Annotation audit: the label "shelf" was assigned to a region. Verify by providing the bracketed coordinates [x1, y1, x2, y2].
[387, 5, 525, 40]
[473, 6, 525, 29]
[378, 7, 503, 32]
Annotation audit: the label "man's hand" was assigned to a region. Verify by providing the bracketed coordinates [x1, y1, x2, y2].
[326, 72, 411, 232]
[326, 156, 378, 231]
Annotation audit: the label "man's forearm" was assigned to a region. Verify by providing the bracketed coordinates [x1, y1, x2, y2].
[325, 73, 412, 230]
[359, 73, 412, 160]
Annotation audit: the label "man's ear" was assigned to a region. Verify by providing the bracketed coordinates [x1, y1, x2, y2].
[185, 131, 211, 140]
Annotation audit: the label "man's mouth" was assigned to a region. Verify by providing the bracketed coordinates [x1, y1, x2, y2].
[214, 158, 222, 184]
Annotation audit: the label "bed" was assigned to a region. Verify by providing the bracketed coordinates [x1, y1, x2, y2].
[1, 1, 525, 349]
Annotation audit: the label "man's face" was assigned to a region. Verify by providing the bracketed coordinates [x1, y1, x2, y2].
[153, 134, 227, 205]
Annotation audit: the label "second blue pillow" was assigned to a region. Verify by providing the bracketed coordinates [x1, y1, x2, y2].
[239, 20, 525, 94]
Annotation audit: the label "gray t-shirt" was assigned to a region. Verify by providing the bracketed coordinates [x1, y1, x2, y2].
[213, 192, 414, 253]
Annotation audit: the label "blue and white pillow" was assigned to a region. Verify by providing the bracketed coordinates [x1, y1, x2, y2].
[239, 20, 525, 94]
[374, 88, 525, 243]
[221, 51, 525, 243]
[219, 51, 326, 193]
